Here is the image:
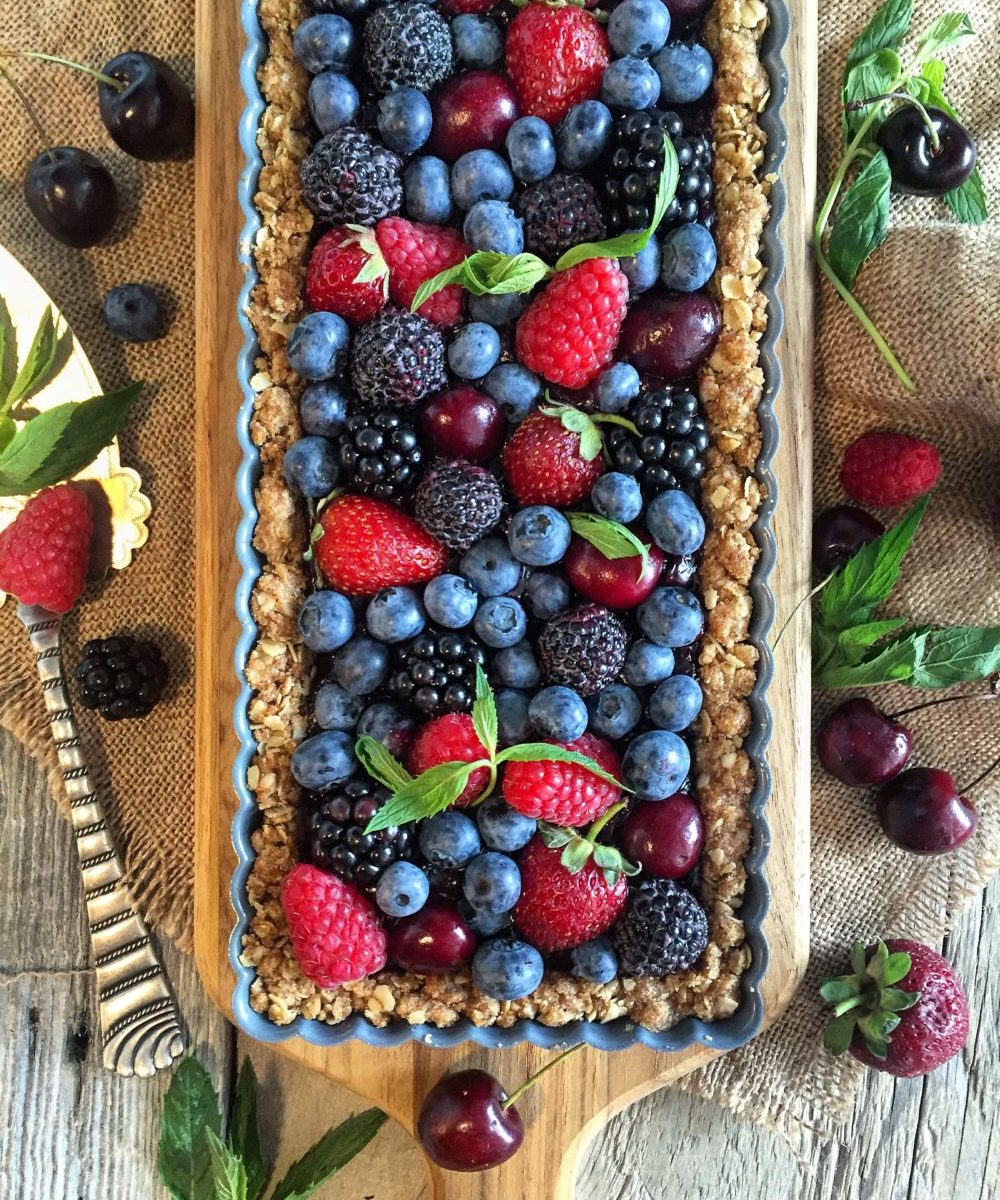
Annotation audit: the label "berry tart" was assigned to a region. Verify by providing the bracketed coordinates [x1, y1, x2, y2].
[240, 0, 773, 1036]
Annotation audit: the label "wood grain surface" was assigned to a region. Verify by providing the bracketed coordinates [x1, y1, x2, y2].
[191, 0, 814, 1197]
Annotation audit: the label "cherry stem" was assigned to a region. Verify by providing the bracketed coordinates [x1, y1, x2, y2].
[587, 800, 627, 842]
[961, 752, 1000, 796]
[888, 688, 1000, 721]
[842, 91, 941, 150]
[501, 1043, 585, 1111]
[772, 572, 832, 652]
[0, 49, 124, 92]
[0, 61, 55, 160]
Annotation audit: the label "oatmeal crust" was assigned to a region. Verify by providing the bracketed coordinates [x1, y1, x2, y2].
[239, 0, 772, 1032]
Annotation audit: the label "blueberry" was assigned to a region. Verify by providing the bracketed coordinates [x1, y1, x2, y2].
[451, 150, 514, 210]
[473, 595, 527, 648]
[570, 935, 618, 983]
[419, 810, 481, 868]
[496, 688, 531, 744]
[376, 860, 430, 917]
[357, 700, 419, 759]
[483, 362, 541, 424]
[331, 635, 391, 694]
[601, 57, 661, 111]
[472, 937, 544, 1000]
[423, 573, 479, 628]
[463, 851, 522, 912]
[102, 283, 168, 342]
[283, 436, 340, 497]
[659, 222, 718, 292]
[403, 155, 454, 224]
[556, 100, 613, 170]
[476, 798, 536, 852]
[452, 14, 504, 68]
[448, 322, 501, 380]
[460, 538, 522, 596]
[468, 291, 527, 325]
[652, 41, 714, 105]
[461, 902, 513, 936]
[463, 200, 524, 255]
[366, 585, 426, 642]
[608, 0, 671, 58]
[308, 71, 360, 133]
[313, 681, 365, 731]
[293, 14, 355, 74]
[300, 381, 348, 437]
[646, 489, 707, 556]
[291, 729, 356, 790]
[622, 729, 691, 799]
[493, 642, 540, 689]
[298, 589, 355, 652]
[505, 116, 557, 183]
[590, 472, 643, 524]
[312, 0, 370, 14]
[637, 587, 704, 647]
[649, 673, 703, 732]
[287, 310, 349, 381]
[620, 236, 662, 295]
[507, 506, 571, 566]
[592, 363, 641, 415]
[624, 639, 675, 686]
[376, 87, 432, 156]
[524, 575, 569, 625]
[529, 685, 588, 742]
[587, 683, 642, 739]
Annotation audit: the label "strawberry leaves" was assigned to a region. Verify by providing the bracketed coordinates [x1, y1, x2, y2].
[538, 801, 639, 885]
[820, 939, 920, 1058]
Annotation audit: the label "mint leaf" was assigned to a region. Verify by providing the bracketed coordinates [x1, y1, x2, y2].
[815, 631, 921, 688]
[908, 625, 1000, 687]
[230, 1059, 266, 1200]
[845, 0, 913, 71]
[356, 735, 413, 793]
[842, 52, 899, 140]
[269, 1109, 387, 1200]
[471, 665, 498, 757]
[945, 168, 988, 225]
[364, 761, 481, 832]
[566, 511, 650, 576]
[828, 150, 892, 286]
[410, 251, 550, 312]
[158, 1058, 221, 1200]
[911, 12, 975, 67]
[495, 742, 628, 791]
[4, 307, 61, 412]
[204, 1129, 248, 1200]
[835, 617, 909, 665]
[0, 295, 15, 408]
[0, 416, 14, 453]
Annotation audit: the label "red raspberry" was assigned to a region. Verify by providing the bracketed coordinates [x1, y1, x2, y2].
[502, 409, 605, 507]
[502, 732, 621, 826]
[515, 258, 629, 388]
[505, 4, 609, 125]
[514, 836, 628, 951]
[840, 432, 941, 507]
[409, 713, 491, 805]
[0, 484, 93, 614]
[282, 863, 388, 987]
[375, 217, 468, 327]
[305, 226, 388, 324]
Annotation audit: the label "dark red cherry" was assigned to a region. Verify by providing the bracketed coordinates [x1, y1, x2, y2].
[876, 106, 976, 197]
[418, 1069, 523, 1172]
[662, 0, 713, 27]
[387, 897, 476, 973]
[98, 52, 194, 160]
[420, 386, 506, 461]
[813, 505, 885, 575]
[660, 554, 697, 587]
[430, 71, 519, 161]
[620, 795, 704, 877]
[817, 698, 912, 787]
[620, 292, 721, 383]
[875, 767, 978, 854]
[24, 147, 118, 247]
[564, 536, 664, 609]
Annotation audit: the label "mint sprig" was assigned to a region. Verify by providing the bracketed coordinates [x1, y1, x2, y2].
[566, 511, 651, 578]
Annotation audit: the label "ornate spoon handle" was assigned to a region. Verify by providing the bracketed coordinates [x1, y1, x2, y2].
[18, 603, 186, 1077]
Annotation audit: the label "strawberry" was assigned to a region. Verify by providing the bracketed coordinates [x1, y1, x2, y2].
[840, 432, 941, 507]
[502, 732, 621, 826]
[376, 217, 468, 327]
[409, 713, 492, 806]
[821, 938, 969, 1077]
[505, 4, 609, 126]
[282, 863, 388, 987]
[515, 258, 629, 388]
[305, 225, 389, 324]
[0, 484, 93, 614]
[440, 0, 497, 11]
[502, 407, 605, 506]
[315, 494, 448, 596]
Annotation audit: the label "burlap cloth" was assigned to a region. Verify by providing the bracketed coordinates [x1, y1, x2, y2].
[0, 0, 996, 1142]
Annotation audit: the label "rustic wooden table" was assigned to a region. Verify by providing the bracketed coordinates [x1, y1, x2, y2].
[1, 728, 996, 1198]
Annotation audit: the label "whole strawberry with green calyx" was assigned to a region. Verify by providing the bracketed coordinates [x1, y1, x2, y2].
[505, 3, 609, 126]
[306, 225, 389, 324]
[821, 938, 969, 1077]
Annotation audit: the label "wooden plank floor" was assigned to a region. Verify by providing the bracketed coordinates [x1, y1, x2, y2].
[1, 727, 996, 1199]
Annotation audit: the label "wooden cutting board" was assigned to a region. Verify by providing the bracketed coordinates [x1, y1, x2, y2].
[193, 1, 816, 1195]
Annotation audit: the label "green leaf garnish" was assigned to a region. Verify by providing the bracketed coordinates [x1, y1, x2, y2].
[355, 735, 414, 793]
[1, 306, 63, 414]
[204, 1129, 248, 1200]
[908, 625, 1000, 688]
[230, 1059, 267, 1200]
[269, 1109, 388, 1200]
[841, 51, 900, 140]
[471, 664, 498, 758]
[820, 940, 920, 1059]
[945, 168, 988, 225]
[910, 11, 975, 66]
[566, 511, 650, 578]
[410, 251, 551, 313]
[364, 760, 482, 833]
[495, 742, 630, 791]
[844, 0, 913, 72]
[828, 150, 892, 288]
[158, 1058, 221, 1200]
[0, 295, 16, 408]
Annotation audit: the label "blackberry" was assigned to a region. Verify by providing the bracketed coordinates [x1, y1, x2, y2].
[74, 636, 168, 721]
[301, 127, 402, 225]
[388, 627, 488, 716]
[337, 409, 424, 501]
[601, 109, 714, 236]
[303, 779, 415, 898]
[604, 388, 709, 499]
[363, 2, 453, 94]
[537, 605, 627, 696]
[413, 460, 503, 552]
[350, 306, 447, 408]
[518, 172, 606, 262]
[612, 878, 709, 976]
